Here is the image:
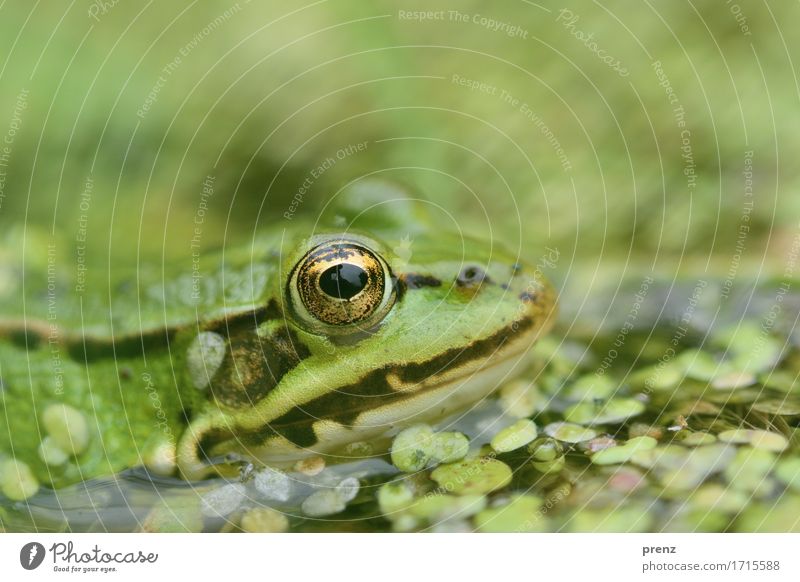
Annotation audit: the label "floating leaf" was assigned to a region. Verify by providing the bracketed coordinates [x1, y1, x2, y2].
[563, 374, 617, 400]
[430, 458, 512, 496]
[723, 447, 776, 494]
[591, 436, 657, 465]
[775, 458, 800, 492]
[390, 425, 435, 472]
[491, 420, 538, 452]
[718, 429, 788, 452]
[474, 495, 545, 532]
[565, 398, 645, 425]
[545, 422, 598, 443]
[751, 398, 800, 416]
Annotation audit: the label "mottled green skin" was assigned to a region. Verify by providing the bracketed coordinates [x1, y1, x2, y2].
[0, 338, 178, 488]
[0, 182, 556, 489]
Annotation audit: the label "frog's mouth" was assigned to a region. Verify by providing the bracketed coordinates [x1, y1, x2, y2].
[221, 308, 556, 464]
[339, 310, 553, 430]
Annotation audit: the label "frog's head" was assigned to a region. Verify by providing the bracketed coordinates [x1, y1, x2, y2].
[178, 183, 557, 478]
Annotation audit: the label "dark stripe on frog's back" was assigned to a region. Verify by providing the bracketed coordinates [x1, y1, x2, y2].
[247, 315, 537, 448]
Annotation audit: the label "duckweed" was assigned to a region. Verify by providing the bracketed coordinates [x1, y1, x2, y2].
[775, 458, 800, 492]
[717, 429, 789, 452]
[253, 467, 291, 502]
[680, 431, 717, 446]
[528, 437, 563, 461]
[142, 440, 177, 476]
[582, 435, 618, 452]
[431, 458, 513, 496]
[301, 489, 347, 517]
[200, 483, 246, 517]
[564, 374, 617, 400]
[591, 436, 657, 465]
[498, 380, 542, 418]
[736, 496, 800, 533]
[186, 332, 227, 391]
[724, 447, 776, 494]
[689, 483, 749, 513]
[377, 481, 414, 515]
[474, 495, 545, 532]
[390, 425, 435, 472]
[545, 421, 598, 443]
[139, 498, 203, 533]
[407, 494, 486, 523]
[294, 456, 326, 476]
[567, 502, 654, 533]
[634, 444, 735, 491]
[759, 371, 797, 393]
[711, 371, 757, 390]
[0, 459, 39, 501]
[565, 398, 646, 425]
[42, 403, 90, 456]
[491, 419, 538, 452]
[335, 477, 360, 503]
[37, 436, 68, 466]
[527, 438, 566, 473]
[751, 398, 800, 416]
[430, 432, 470, 463]
[677, 349, 720, 381]
[631, 362, 683, 390]
[240, 507, 289, 533]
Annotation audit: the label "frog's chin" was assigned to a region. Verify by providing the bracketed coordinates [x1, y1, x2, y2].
[239, 325, 543, 466]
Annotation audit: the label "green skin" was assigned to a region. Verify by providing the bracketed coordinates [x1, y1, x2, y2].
[0, 183, 556, 493]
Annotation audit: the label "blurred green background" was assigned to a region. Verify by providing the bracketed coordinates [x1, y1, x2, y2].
[0, 0, 797, 280]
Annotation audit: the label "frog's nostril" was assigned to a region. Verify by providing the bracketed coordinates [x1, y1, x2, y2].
[457, 265, 487, 287]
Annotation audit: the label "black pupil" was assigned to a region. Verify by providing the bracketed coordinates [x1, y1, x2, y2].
[319, 263, 369, 300]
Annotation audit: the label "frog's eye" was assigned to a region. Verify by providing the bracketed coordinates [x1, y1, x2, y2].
[288, 239, 396, 334]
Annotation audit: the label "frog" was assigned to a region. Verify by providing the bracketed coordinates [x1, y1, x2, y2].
[0, 181, 556, 500]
